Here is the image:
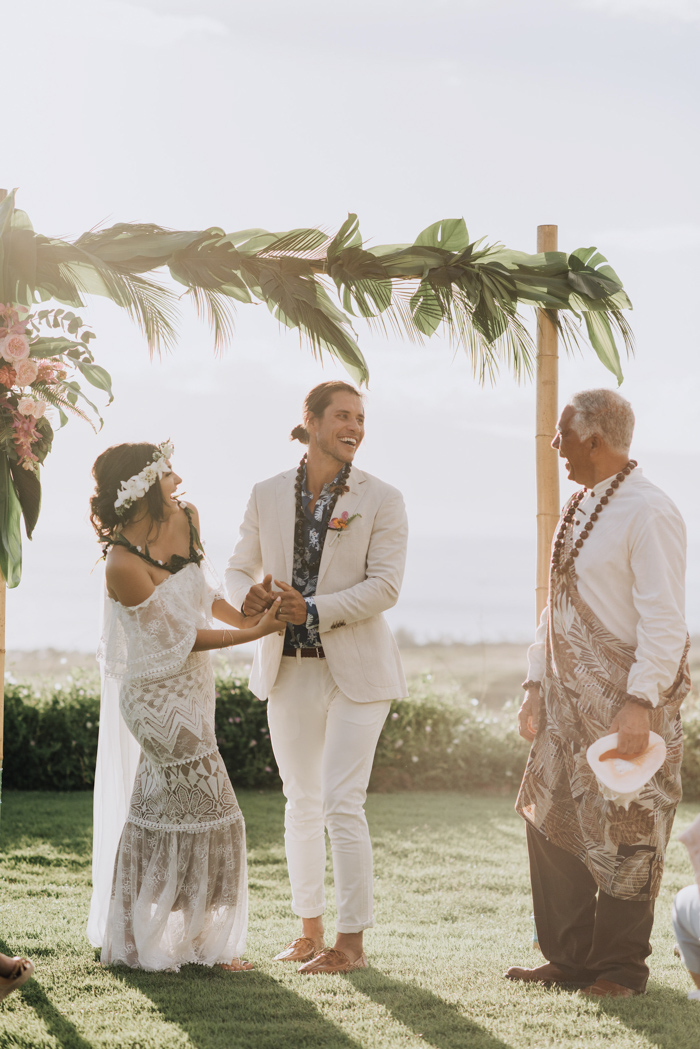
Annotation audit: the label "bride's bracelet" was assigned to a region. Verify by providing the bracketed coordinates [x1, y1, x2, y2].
[222, 630, 235, 648]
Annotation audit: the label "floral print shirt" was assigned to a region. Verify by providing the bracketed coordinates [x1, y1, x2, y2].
[285, 464, 343, 650]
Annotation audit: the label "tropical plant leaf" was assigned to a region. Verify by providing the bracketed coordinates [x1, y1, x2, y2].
[410, 281, 443, 337]
[183, 286, 237, 356]
[0, 198, 634, 387]
[0, 454, 22, 587]
[583, 311, 624, 384]
[30, 336, 82, 359]
[74, 360, 114, 404]
[414, 218, 470, 253]
[9, 460, 41, 539]
[326, 213, 363, 259]
[33, 382, 95, 427]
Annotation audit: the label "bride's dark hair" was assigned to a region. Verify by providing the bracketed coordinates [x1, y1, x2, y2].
[90, 442, 169, 542]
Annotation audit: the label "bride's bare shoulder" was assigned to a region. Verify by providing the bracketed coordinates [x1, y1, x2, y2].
[105, 545, 154, 606]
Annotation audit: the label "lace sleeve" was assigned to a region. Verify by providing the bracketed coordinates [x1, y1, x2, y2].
[98, 573, 200, 684]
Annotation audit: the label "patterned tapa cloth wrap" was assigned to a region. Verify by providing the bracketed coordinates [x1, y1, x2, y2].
[516, 492, 691, 902]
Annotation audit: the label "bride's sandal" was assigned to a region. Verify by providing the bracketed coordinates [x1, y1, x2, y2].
[216, 959, 254, 972]
[0, 958, 35, 1003]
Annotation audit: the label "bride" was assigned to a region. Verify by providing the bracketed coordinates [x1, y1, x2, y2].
[86, 441, 281, 971]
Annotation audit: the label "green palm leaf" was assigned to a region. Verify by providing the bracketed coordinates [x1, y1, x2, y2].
[0, 455, 22, 587]
[0, 196, 633, 386]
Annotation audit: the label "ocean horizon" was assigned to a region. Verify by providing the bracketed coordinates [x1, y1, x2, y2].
[8, 533, 700, 654]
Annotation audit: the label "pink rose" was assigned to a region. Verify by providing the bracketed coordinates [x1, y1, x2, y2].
[1, 332, 30, 362]
[14, 358, 38, 386]
[17, 396, 37, 416]
[32, 399, 46, 418]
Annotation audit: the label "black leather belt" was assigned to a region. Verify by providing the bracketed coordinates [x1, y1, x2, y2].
[282, 646, 326, 659]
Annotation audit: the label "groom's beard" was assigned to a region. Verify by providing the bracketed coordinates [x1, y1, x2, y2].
[314, 433, 358, 467]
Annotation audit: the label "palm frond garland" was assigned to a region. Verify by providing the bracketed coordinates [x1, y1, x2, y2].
[74, 214, 633, 383]
[0, 194, 634, 386]
[0, 191, 634, 587]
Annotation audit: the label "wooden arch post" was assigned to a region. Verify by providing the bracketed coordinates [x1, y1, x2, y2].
[0, 187, 6, 806]
[535, 224, 560, 622]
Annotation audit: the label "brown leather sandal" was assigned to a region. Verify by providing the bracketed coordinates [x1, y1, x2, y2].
[273, 937, 324, 963]
[216, 959, 254, 971]
[298, 948, 368, 974]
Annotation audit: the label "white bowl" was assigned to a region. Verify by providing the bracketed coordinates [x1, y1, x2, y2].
[586, 731, 666, 809]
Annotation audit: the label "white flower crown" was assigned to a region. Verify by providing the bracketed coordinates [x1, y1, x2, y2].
[114, 441, 174, 517]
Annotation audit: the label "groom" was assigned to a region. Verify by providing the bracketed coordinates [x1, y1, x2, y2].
[225, 380, 408, 974]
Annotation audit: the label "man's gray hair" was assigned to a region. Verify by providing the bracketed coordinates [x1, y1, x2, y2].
[569, 389, 635, 454]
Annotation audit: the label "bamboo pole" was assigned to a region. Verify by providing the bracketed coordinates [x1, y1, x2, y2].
[0, 187, 6, 806]
[0, 566, 4, 804]
[535, 224, 560, 622]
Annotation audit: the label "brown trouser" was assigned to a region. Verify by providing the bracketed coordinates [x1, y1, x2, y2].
[526, 823, 655, 992]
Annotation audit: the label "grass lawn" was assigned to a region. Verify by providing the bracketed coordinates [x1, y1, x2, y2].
[1, 790, 700, 1049]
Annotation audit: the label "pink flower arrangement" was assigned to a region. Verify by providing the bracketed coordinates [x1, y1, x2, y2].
[0, 364, 17, 388]
[11, 411, 40, 470]
[15, 358, 38, 386]
[17, 396, 39, 417]
[1, 332, 30, 362]
[36, 360, 66, 383]
[0, 304, 29, 339]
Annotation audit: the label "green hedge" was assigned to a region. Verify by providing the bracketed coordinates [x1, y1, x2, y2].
[3, 669, 700, 798]
[1, 670, 281, 792]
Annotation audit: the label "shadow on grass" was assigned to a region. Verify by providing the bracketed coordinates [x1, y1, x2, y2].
[350, 968, 513, 1049]
[111, 965, 366, 1049]
[589, 984, 700, 1049]
[0, 938, 95, 1049]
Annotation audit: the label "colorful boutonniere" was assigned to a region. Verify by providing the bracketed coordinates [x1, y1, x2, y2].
[328, 511, 361, 532]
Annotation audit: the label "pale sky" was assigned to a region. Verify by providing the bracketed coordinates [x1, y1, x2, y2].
[3, 0, 699, 651]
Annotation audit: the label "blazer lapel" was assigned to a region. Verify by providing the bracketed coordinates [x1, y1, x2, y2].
[317, 467, 368, 588]
[275, 471, 296, 582]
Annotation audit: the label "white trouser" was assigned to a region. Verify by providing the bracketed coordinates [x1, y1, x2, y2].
[672, 884, 700, 975]
[267, 657, 391, 934]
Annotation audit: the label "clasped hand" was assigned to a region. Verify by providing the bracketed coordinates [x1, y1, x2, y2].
[243, 574, 307, 625]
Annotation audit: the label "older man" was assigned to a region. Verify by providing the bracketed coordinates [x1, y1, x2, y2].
[508, 388, 690, 998]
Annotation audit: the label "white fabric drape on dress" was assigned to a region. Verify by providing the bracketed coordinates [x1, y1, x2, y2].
[87, 563, 247, 968]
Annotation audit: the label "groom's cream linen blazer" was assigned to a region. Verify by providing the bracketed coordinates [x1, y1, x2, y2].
[225, 465, 408, 703]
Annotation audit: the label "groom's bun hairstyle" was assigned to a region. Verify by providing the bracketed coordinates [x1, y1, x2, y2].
[90, 442, 168, 541]
[289, 380, 363, 444]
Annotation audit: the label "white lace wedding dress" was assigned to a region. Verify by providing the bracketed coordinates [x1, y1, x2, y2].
[87, 560, 248, 971]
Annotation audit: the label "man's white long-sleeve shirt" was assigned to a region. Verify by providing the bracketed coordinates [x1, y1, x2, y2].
[527, 467, 687, 708]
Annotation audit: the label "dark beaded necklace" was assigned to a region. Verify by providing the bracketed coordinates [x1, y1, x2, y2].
[292, 454, 351, 565]
[552, 460, 637, 574]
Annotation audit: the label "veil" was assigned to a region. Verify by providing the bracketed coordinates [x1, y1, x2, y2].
[86, 593, 140, 948]
[86, 557, 224, 947]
